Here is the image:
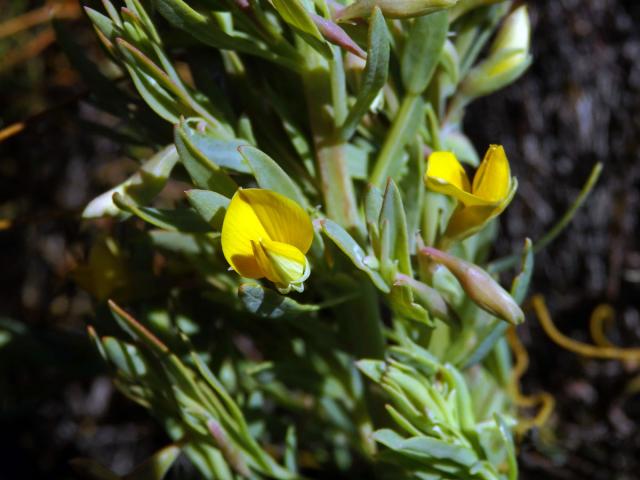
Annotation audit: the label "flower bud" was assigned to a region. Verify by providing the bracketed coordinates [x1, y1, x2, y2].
[335, 0, 458, 21]
[420, 247, 524, 325]
[461, 5, 531, 98]
[311, 13, 366, 59]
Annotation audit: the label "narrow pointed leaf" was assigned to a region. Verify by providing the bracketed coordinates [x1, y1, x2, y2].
[186, 190, 230, 229]
[83, 145, 179, 219]
[379, 179, 412, 276]
[320, 219, 389, 292]
[401, 11, 449, 94]
[175, 122, 238, 196]
[340, 7, 389, 140]
[238, 146, 308, 208]
[113, 193, 212, 232]
[238, 283, 320, 319]
[272, 0, 324, 42]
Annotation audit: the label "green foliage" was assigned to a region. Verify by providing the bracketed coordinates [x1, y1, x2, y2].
[63, 0, 556, 478]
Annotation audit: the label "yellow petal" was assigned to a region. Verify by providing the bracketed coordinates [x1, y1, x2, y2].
[445, 177, 518, 240]
[252, 238, 309, 292]
[471, 145, 511, 202]
[445, 205, 498, 240]
[425, 151, 471, 195]
[221, 188, 313, 280]
[221, 190, 269, 278]
[238, 189, 313, 252]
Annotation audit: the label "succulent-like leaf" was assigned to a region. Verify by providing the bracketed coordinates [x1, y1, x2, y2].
[401, 11, 449, 94]
[175, 122, 238, 196]
[238, 283, 320, 319]
[339, 7, 389, 140]
[320, 219, 389, 292]
[238, 146, 309, 208]
[113, 193, 212, 232]
[186, 190, 230, 229]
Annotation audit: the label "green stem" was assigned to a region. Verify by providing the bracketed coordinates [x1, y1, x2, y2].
[370, 93, 425, 187]
[303, 62, 361, 235]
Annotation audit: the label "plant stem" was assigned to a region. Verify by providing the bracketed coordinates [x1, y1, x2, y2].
[370, 93, 425, 187]
[303, 61, 361, 235]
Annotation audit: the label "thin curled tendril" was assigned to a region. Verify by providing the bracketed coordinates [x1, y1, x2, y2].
[506, 326, 555, 435]
[531, 295, 640, 361]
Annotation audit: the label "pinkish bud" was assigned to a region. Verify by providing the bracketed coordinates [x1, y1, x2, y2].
[420, 247, 524, 325]
[311, 13, 367, 59]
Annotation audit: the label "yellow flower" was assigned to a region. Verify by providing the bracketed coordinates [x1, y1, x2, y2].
[424, 144, 517, 240]
[221, 188, 314, 293]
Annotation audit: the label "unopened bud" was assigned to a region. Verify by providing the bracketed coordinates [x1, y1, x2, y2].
[311, 13, 366, 59]
[335, 0, 458, 21]
[420, 247, 524, 325]
[461, 5, 531, 98]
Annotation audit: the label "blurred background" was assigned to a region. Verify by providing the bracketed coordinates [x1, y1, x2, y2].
[1, 0, 639, 478]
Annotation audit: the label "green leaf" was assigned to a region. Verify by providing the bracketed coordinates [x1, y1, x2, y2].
[84, 7, 119, 42]
[108, 300, 169, 356]
[238, 146, 309, 208]
[494, 414, 518, 480]
[102, 336, 151, 382]
[388, 283, 434, 326]
[83, 145, 179, 219]
[379, 179, 412, 276]
[394, 275, 458, 326]
[122, 61, 180, 123]
[149, 231, 217, 257]
[401, 138, 426, 253]
[421, 190, 453, 247]
[339, 7, 389, 140]
[284, 426, 298, 474]
[125, 445, 181, 480]
[336, 0, 457, 20]
[238, 283, 320, 319]
[441, 131, 480, 166]
[113, 193, 212, 232]
[123, 0, 161, 44]
[272, 0, 323, 42]
[153, 0, 297, 70]
[320, 219, 389, 292]
[355, 359, 386, 383]
[175, 121, 238, 196]
[365, 183, 384, 228]
[442, 364, 474, 431]
[180, 126, 250, 173]
[185, 190, 230, 229]
[182, 443, 233, 480]
[401, 11, 449, 94]
[374, 429, 478, 467]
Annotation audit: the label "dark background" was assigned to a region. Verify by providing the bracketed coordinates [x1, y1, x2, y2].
[1, 1, 639, 478]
